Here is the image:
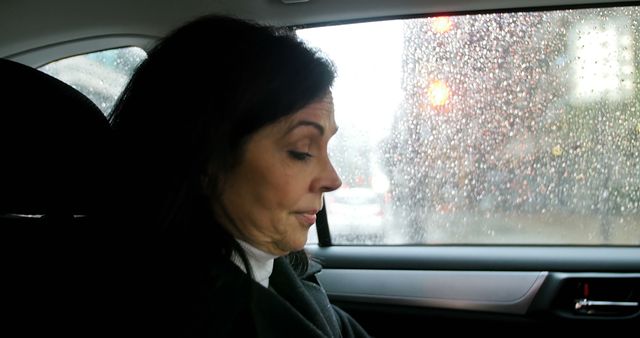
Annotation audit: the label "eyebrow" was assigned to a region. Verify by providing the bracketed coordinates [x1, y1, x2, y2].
[285, 120, 338, 136]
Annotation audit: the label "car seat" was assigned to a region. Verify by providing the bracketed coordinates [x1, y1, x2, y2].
[0, 58, 116, 336]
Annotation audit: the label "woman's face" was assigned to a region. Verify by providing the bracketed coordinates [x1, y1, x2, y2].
[219, 93, 342, 256]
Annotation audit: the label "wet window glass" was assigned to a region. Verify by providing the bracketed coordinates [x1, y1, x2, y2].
[39, 46, 147, 116]
[298, 6, 640, 245]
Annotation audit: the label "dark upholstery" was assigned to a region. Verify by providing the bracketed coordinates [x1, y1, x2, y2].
[0, 58, 113, 215]
[0, 58, 116, 336]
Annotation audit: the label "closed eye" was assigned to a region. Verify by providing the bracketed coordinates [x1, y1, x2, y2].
[288, 150, 313, 161]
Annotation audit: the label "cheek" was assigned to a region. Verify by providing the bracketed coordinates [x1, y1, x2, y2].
[255, 168, 315, 241]
[283, 157, 321, 195]
[244, 158, 301, 218]
[228, 145, 314, 235]
[262, 164, 307, 214]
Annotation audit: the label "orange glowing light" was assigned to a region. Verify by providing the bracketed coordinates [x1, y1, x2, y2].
[432, 17, 453, 33]
[427, 80, 450, 106]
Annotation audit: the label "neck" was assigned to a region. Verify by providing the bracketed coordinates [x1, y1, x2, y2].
[230, 239, 279, 288]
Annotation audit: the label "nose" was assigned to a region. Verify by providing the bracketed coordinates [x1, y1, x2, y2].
[312, 157, 342, 193]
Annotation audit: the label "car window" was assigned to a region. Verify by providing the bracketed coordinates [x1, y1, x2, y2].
[39, 46, 147, 116]
[298, 5, 640, 246]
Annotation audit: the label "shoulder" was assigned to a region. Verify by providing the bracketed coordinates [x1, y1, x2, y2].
[273, 255, 323, 281]
[301, 258, 323, 281]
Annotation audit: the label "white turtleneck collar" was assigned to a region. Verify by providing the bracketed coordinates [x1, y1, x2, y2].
[230, 239, 278, 288]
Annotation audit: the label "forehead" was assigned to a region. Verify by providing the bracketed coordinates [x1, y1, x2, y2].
[283, 94, 336, 129]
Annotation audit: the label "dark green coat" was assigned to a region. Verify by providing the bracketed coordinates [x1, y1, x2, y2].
[201, 257, 369, 337]
[144, 256, 370, 338]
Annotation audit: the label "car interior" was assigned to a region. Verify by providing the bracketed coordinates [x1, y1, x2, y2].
[2, 0, 639, 335]
[0, 57, 116, 335]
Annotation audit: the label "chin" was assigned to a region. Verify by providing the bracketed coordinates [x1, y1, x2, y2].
[289, 235, 309, 252]
[289, 242, 306, 252]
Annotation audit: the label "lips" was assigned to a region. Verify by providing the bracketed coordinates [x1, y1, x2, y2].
[294, 210, 318, 225]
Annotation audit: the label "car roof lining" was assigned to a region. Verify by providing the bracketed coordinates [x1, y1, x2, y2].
[2, 0, 637, 65]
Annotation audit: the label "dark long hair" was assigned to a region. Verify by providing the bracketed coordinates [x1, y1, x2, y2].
[110, 16, 334, 284]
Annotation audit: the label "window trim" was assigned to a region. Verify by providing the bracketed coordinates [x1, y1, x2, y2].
[5, 34, 156, 68]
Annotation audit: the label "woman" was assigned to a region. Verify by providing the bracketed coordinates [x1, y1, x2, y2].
[110, 15, 370, 338]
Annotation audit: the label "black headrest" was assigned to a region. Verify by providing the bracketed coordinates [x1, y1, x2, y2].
[0, 58, 114, 215]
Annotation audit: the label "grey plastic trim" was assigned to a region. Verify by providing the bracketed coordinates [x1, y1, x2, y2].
[5, 35, 157, 68]
[306, 246, 640, 272]
[317, 269, 548, 315]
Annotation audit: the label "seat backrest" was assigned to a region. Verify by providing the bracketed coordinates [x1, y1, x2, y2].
[0, 58, 116, 335]
[0, 58, 113, 217]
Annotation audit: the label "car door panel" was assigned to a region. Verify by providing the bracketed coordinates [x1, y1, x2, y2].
[307, 245, 640, 334]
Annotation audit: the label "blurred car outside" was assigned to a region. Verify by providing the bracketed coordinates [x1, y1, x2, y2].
[325, 187, 387, 244]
